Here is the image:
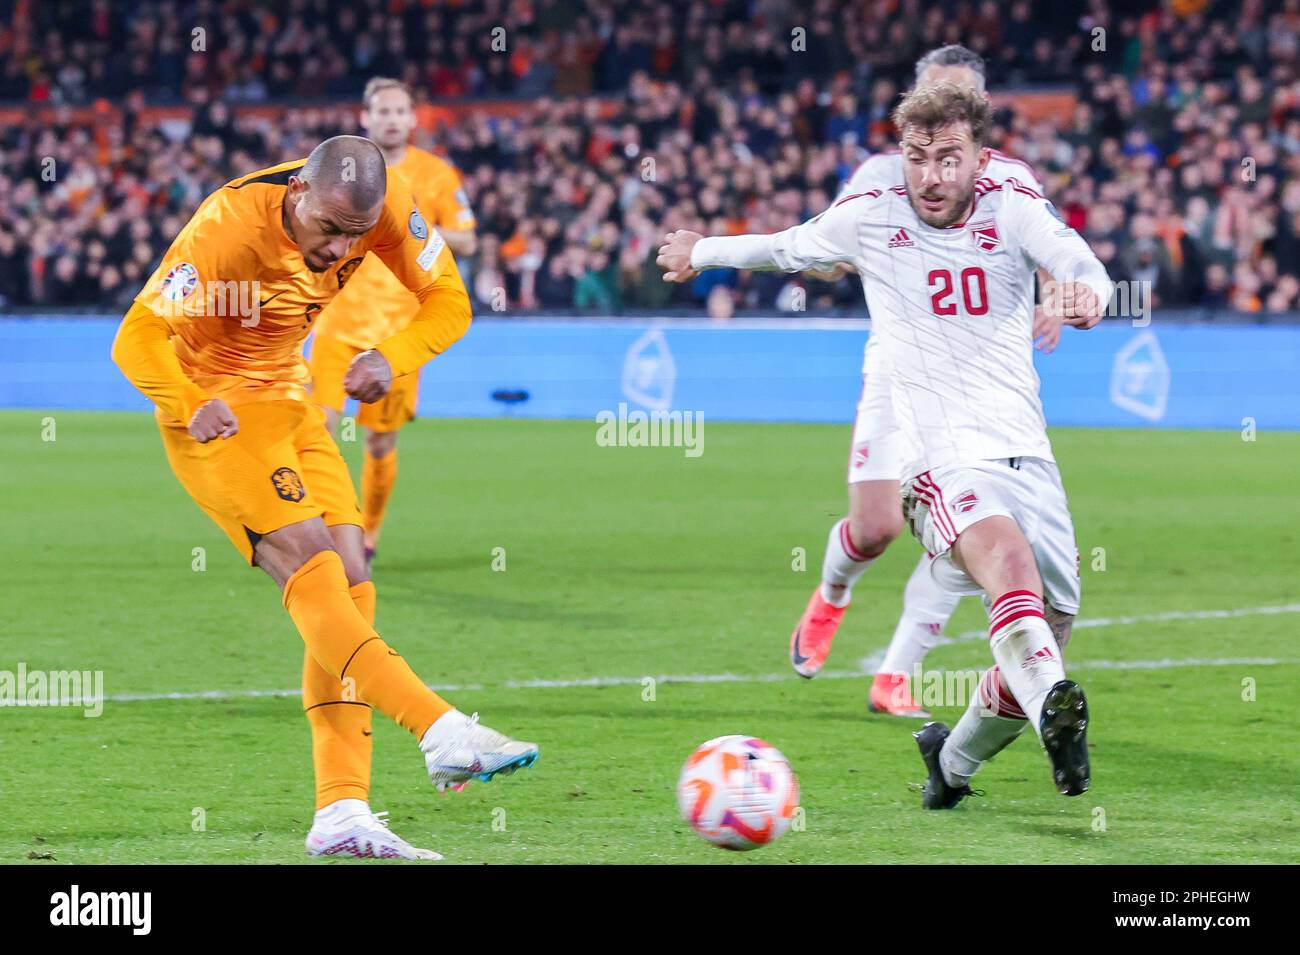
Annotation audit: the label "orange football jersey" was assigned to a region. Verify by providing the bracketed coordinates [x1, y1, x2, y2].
[124, 158, 469, 422]
[313, 147, 476, 350]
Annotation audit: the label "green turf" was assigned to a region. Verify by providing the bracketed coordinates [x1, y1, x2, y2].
[1, 412, 1296, 863]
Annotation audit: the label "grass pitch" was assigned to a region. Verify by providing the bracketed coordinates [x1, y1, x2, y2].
[2, 412, 1297, 863]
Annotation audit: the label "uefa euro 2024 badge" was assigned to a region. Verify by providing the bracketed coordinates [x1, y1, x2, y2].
[160, 262, 199, 301]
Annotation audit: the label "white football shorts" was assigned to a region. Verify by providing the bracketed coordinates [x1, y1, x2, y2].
[846, 336, 905, 484]
[901, 456, 1081, 614]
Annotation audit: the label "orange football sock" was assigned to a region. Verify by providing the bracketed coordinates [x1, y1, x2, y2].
[285, 551, 450, 740]
[361, 448, 398, 545]
[303, 580, 377, 810]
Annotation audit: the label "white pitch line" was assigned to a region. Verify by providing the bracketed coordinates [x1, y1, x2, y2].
[858, 602, 1300, 673]
[5, 655, 1296, 710]
[91, 681, 484, 704]
[9, 603, 1296, 708]
[482, 656, 1300, 689]
[1068, 656, 1297, 671]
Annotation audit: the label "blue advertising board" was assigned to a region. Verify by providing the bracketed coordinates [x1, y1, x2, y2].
[1, 317, 1296, 430]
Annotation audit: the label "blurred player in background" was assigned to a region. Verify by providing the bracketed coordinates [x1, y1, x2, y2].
[309, 78, 478, 569]
[660, 83, 1108, 804]
[790, 45, 1058, 719]
[112, 136, 534, 860]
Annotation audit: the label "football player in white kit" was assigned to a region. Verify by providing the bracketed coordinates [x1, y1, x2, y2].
[657, 83, 1109, 802]
[800, 46, 1061, 719]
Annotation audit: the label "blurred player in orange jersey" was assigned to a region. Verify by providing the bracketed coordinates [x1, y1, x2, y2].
[309, 78, 479, 568]
[111, 136, 537, 861]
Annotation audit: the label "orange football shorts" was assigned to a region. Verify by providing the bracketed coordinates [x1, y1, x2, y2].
[157, 399, 362, 564]
[307, 333, 420, 434]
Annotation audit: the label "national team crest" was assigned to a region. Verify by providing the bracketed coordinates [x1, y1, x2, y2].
[969, 222, 1001, 253]
[271, 467, 306, 502]
[953, 489, 980, 513]
[336, 256, 364, 288]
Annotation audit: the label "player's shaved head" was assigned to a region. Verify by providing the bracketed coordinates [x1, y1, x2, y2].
[915, 44, 986, 92]
[300, 135, 388, 212]
[284, 136, 389, 273]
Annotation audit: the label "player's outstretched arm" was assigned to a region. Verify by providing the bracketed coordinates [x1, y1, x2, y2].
[659, 199, 865, 284]
[656, 230, 703, 282]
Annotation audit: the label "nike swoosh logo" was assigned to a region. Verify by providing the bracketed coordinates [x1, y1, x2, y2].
[361, 729, 372, 736]
[258, 290, 287, 308]
[791, 627, 810, 665]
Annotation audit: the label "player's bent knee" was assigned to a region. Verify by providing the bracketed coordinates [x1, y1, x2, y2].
[953, 516, 1040, 594]
[847, 511, 903, 556]
[327, 522, 370, 586]
[847, 482, 904, 554]
[254, 518, 340, 589]
[365, 429, 397, 458]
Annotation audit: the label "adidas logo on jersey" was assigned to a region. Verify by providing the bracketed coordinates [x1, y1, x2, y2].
[887, 228, 914, 249]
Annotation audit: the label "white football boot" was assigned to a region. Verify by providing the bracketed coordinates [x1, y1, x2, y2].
[305, 799, 442, 860]
[420, 709, 540, 791]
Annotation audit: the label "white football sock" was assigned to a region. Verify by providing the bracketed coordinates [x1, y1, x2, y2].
[987, 590, 1066, 732]
[939, 666, 1029, 787]
[820, 518, 875, 608]
[313, 797, 371, 833]
[878, 553, 960, 674]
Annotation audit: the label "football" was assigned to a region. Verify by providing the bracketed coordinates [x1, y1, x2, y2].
[677, 735, 800, 850]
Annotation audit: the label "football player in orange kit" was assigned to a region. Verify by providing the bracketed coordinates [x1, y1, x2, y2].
[309, 78, 478, 568]
[111, 136, 537, 861]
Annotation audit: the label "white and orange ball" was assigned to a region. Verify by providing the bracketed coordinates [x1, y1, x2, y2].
[677, 735, 800, 850]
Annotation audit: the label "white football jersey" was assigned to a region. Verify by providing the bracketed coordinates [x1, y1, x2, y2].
[846, 150, 1046, 386]
[691, 178, 1112, 479]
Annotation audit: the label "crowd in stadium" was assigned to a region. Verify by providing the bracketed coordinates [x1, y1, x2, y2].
[1, 0, 1298, 316]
